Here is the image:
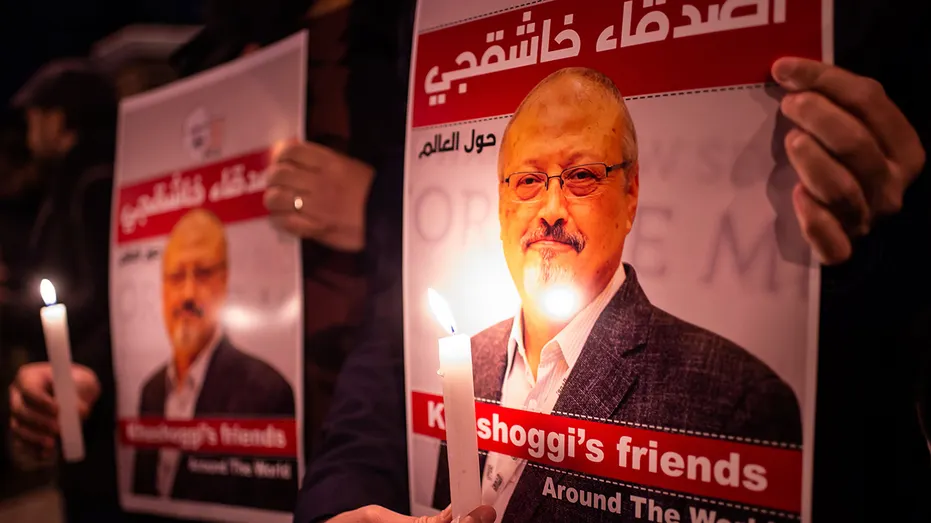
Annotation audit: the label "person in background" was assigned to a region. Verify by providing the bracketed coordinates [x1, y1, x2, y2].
[0, 107, 39, 485]
[4, 59, 121, 522]
[0, 109, 38, 304]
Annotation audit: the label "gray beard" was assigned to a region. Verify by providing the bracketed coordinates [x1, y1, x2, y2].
[525, 251, 574, 295]
[171, 323, 201, 352]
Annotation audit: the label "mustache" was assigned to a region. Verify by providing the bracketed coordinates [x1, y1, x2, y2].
[174, 300, 204, 318]
[521, 222, 586, 253]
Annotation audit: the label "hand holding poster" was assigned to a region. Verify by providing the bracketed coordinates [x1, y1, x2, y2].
[110, 33, 307, 522]
[404, 1, 829, 522]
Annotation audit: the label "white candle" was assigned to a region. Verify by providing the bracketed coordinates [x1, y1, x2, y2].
[39, 279, 85, 462]
[429, 289, 481, 521]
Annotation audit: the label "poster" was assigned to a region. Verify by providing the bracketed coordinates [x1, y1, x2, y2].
[110, 33, 306, 522]
[403, 1, 830, 522]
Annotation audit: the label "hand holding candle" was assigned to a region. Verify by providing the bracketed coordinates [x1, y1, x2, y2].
[38, 279, 85, 462]
[428, 289, 482, 522]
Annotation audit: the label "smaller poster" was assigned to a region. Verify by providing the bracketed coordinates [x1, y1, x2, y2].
[109, 33, 307, 522]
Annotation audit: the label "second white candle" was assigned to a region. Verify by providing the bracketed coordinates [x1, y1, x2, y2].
[39, 279, 85, 462]
[438, 333, 482, 521]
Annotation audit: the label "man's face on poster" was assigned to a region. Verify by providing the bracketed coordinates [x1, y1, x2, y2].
[498, 70, 639, 315]
[161, 210, 229, 359]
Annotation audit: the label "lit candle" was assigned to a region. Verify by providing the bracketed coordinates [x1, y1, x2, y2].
[39, 279, 85, 462]
[428, 288, 481, 521]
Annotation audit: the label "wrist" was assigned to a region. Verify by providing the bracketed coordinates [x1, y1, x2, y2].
[332, 163, 375, 253]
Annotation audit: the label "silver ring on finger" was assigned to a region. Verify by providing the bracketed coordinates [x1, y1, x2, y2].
[293, 194, 304, 212]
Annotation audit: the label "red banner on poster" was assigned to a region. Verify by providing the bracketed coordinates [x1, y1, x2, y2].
[411, 0, 822, 127]
[115, 148, 274, 244]
[118, 417, 298, 458]
[411, 391, 801, 514]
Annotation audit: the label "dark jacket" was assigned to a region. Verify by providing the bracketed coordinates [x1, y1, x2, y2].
[132, 337, 297, 512]
[295, 2, 931, 523]
[431, 265, 801, 521]
[3, 152, 113, 351]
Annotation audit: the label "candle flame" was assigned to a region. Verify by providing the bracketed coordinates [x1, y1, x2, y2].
[40, 279, 57, 306]
[427, 288, 457, 335]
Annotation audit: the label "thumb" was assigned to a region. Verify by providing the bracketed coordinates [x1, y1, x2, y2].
[271, 137, 302, 161]
[771, 57, 829, 92]
[422, 505, 452, 523]
[71, 365, 101, 418]
[73, 365, 101, 400]
[459, 505, 496, 523]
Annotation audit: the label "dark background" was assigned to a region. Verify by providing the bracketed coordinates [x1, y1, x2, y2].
[0, 0, 204, 509]
[0, 1, 203, 105]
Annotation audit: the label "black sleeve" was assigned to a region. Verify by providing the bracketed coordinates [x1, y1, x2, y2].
[69, 175, 113, 351]
[294, 165, 409, 522]
[69, 175, 116, 423]
[55, 174, 120, 506]
[816, 3, 931, 521]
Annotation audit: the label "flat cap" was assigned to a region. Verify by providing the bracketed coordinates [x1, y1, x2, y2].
[10, 58, 117, 131]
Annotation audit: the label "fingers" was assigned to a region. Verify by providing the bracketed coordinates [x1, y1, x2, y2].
[330, 504, 493, 523]
[14, 373, 57, 418]
[265, 184, 331, 234]
[10, 364, 60, 436]
[792, 184, 852, 265]
[265, 140, 372, 247]
[9, 431, 56, 464]
[269, 213, 330, 238]
[772, 57, 925, 174]
[780, 90, 889, 190]
[773, 57, 925, 265]
[265, 165, 324, 236]
[72, 364, 101, 406]
[426, 505, 453, 523]
[10, 417, 56, 451]
[331, 504, 446, 523]
[420, 504, 494, 523]
[266, 162, 322, 194]
[264, 165, 329, 216]
[9, 387, 58, 448]
[784, 128, 870, 235]
[275, 141, 334, 172]
[75, 399, 94, 420]
[264, 185, 309, 214]
[263, 185, 289, 214]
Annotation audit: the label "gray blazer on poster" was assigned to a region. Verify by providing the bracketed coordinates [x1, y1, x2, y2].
[432, 264, 802, 522]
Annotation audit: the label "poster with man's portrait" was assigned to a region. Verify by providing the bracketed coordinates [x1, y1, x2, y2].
[403, 1, 830, 522]
[110, 33, 306, 522]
